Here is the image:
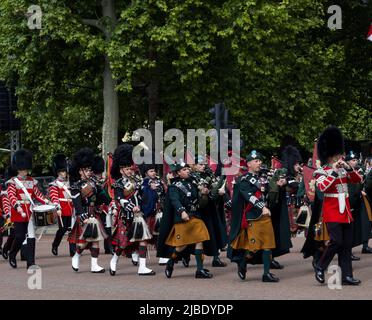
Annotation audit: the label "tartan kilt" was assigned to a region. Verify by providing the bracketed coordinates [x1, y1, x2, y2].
[68, 218, 84, 244]
[111, 218, 137, 256]
[288, 204, 299, 235]
[146, 215, 157, 245]
[68, 215, 107, 244]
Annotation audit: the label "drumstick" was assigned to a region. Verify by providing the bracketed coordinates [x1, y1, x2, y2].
[59, 214, 64, 228]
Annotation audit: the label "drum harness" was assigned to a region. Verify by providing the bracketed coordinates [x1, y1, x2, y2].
[13, 177, 51, 241]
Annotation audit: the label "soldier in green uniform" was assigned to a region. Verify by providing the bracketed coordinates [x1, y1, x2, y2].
[189, 156, 228, 267]
[267, 145, 302, 269]
[346, 151, 372, 258]
[157, 161, 212, 279]
[228, 150, 279, 283]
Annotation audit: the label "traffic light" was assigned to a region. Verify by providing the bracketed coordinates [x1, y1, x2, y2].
[209, 103, 229, 130]
[0, 83, 19, 131]
[209, 102, 244, 153]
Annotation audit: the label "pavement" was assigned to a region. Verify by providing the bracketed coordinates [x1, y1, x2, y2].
[1, 234, 372, 300]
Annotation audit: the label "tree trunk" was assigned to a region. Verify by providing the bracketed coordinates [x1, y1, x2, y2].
[147, 49, 159, 150]
[101, 0, 118, 157]
[148, 79, 159, 149]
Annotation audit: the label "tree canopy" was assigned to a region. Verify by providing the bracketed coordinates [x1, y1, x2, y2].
[0, 0, 371, 171]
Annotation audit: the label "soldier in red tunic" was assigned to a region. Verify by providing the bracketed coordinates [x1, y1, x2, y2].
[6, 149, 49, 269]
[1, 166, 16, 260]
[50, 154, 75, 257]
[314, 127, 362, 285]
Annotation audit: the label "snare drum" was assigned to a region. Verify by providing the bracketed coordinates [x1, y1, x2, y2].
[32, 205, 57, 226]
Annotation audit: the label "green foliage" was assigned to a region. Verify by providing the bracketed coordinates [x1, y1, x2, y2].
[0, 0, 371, 171]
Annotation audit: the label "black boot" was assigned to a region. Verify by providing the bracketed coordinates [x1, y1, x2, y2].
[165, 259, 174, 278]
[237, 259, 247, 280]
[182, 254, 190, 268]
[26, 238, 36, 268]
[262, 272, 280, 282]
[270, 259, 284, 269]
[212, 256, 227, 267]
[8, 238, 23, 269]
[52, 247, 58, 256]
[195, 269, 213, 279]
[342, 276, 361, 285]
[315, 266, 325, 284]
[2, 233, 14, 260]
[351, 254, 360, 261]
[362, 247, 372, 254]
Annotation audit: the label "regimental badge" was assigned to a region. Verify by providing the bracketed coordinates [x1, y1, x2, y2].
[249, 177, 257, 184]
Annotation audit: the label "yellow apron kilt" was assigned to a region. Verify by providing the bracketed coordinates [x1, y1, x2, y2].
[231, 215, 276, 252]
[165, 217, 210, 247]
[362, 195, 372, 222]
[314, 219, 330, 242]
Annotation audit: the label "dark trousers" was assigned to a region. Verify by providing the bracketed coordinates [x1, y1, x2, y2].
[9, 222, 28, 260]
[2, 227, 15, 253]
[52, 216, 72, 248]
[0, 216, 4, 248]
[319, 222, 353, 279]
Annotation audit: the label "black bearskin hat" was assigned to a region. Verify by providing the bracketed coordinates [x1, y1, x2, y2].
[111, 144, 133, 179]
[281, 145, 302, 176]
[317, 126, 344, 165]
[69, 147, 95, 183]
[11, 148, 32, 171]
[92, 156, 105, 175]
[52, 153, 68, 177]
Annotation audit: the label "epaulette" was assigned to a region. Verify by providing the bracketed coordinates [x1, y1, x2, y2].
[313, 168, 328, 177]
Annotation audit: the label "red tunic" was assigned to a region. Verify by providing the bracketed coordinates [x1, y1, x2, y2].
[315, 165, 362, 223]
[0, 187, 11, 217]
[49, 179, 73, 217]
[6, 176, 47, 223]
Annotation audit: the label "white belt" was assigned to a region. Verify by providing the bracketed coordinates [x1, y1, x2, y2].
[59, 198, 72, 202]
[324, 193, 349, 198]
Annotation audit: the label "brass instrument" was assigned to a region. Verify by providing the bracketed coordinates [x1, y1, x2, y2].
[0, 218, 14, 233]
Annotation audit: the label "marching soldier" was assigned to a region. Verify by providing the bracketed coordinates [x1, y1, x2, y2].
[91, 155, 113, 254]
[140, 163, 169, 265]
[6, 149, 50, 269]
[190, 156, 228, 267]
[345, 151, 372, 258]
[228, 150, 279, 282]
[1, 166, 15, 260]
[313, 127, 362, 285]
[109, 144, 155, 276]
[68, 148, 107, 273]
[157, 161, 213, 279]
[50, 153, 75, 257]
[267, 145, 302, 269]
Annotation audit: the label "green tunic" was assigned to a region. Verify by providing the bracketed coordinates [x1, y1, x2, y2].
[267, 168, 293, 257]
